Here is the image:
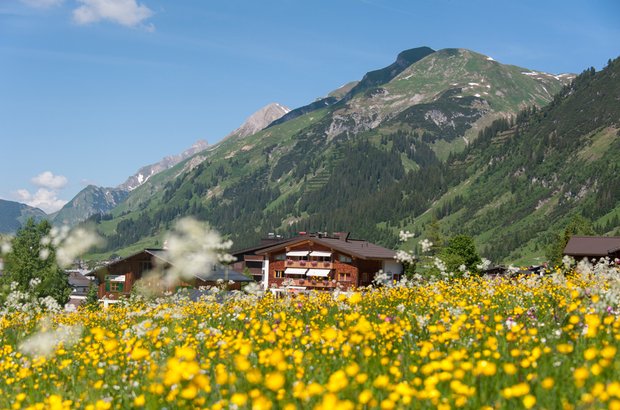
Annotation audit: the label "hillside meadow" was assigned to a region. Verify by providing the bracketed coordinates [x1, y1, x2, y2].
[1, 259, 620, 410]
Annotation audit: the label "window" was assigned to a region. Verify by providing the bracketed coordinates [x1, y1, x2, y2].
[275, 270, 284, 278]
[140, 261, 152, 273]
[275, 253, 286, 261]
[338, 255, 352, 263]
[109, 281, 123, 292]
[338, 272, 351, 282]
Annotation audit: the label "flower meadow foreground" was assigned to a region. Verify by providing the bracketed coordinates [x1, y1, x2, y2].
[2, 262, 620, 409]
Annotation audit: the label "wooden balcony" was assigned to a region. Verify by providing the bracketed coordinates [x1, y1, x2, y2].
[285, 260, 333, 269]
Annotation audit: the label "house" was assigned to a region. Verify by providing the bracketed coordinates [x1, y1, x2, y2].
[252, 232, 402, 292]
[88, 248, 252, 300]
[65, 269, 93, 310]
[564, 236, 620, 262]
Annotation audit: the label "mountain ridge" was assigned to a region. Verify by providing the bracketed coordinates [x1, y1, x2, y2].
[118, 139, 210, 192]
[0, 199, 47, 234]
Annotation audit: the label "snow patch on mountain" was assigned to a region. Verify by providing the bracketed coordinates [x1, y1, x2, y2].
[118, 139, 209, 191]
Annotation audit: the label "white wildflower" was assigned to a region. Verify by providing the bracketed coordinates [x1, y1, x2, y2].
[373, 270, 393, 287]
[161, 217, 234, 283]
[562, 255, 575, 269]
[20, 324, 82, 358]
[504, 318, 517, 330]
[56, 228, 103, 268]
[243, 281, 264, 297]
[433, 257, 447, 273]
[458, 264, 467, 272]
[39, 247, 50, 261]
[394, 249, 415, 264]
[0, 240, 11, 255]
[399, 230, 415, 242]
[419, 239, 433, 254]
[476, 258, 491, 271]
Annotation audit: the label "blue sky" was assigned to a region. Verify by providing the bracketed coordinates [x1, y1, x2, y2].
[1, 0, 619, 213]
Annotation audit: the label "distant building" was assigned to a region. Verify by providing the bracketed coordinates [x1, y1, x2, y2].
[234, 232, 402, 293]
[65, 269, 93, 310]
[88, 248, 251, 300]
[564, 236, 620, 262]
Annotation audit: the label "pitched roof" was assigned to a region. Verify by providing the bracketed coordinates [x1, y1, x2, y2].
[87, 248, 162, 276]
[231, 238, 291, 257]
[88, 248, 249, 282]
[564, 236, 620, 257]
[256, 235, 397, 260]
[67, 270, 92, 287]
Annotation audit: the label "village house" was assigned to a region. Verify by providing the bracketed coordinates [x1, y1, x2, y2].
[65, 269, 93, 310]
[234, 232, 402, 293]
[564, 236, 620, 262]
[88, 248, 251, 300]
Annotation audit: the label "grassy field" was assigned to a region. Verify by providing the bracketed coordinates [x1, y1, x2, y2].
[2, 261, 620, 409]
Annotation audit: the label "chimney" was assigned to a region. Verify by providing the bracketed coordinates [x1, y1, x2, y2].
[340, 232, 350, 242]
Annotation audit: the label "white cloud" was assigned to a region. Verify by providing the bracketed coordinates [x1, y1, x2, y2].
[72, 0, 154, 28]
[20, 0, 65, 8]
[16, 188, 68, 214]
[31, 171, 68, 190]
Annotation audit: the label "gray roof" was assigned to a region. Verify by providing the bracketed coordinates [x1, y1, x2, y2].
[564, 236, 620, 257]
[257, 235, 397, 260]
[194, 265, 253, 282]
[67, 270, 92, 287]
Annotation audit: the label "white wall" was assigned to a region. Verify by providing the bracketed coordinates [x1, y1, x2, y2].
[383, 260, 403, 275]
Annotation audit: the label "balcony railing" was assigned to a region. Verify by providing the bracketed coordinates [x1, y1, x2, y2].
[285, 278, 337, 289]
[285, 260, 333, 269]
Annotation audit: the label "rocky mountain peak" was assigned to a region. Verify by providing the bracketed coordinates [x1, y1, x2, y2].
[226, 103, 291, 139]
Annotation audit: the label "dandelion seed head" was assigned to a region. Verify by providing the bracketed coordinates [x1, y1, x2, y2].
[56, 228, 103, 268]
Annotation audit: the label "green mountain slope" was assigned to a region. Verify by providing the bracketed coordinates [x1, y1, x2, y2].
[0, 199, 47, 234]
[88, 47, 591, 261]
[52, 185, 129, 227]
[406, 61, 620, 264]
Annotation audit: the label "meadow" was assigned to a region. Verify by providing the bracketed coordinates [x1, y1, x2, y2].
[1, 260, 620, 410]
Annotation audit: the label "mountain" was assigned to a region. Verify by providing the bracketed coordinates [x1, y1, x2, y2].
[88, 47, 596, 263]
[0, 199, 47, 234]
[225, 103, 290, 139]
[118, 139, 210, 191]
[51, 186, 129, 227]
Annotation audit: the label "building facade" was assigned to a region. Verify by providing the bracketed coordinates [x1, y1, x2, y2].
[255, 232, 402, 292]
